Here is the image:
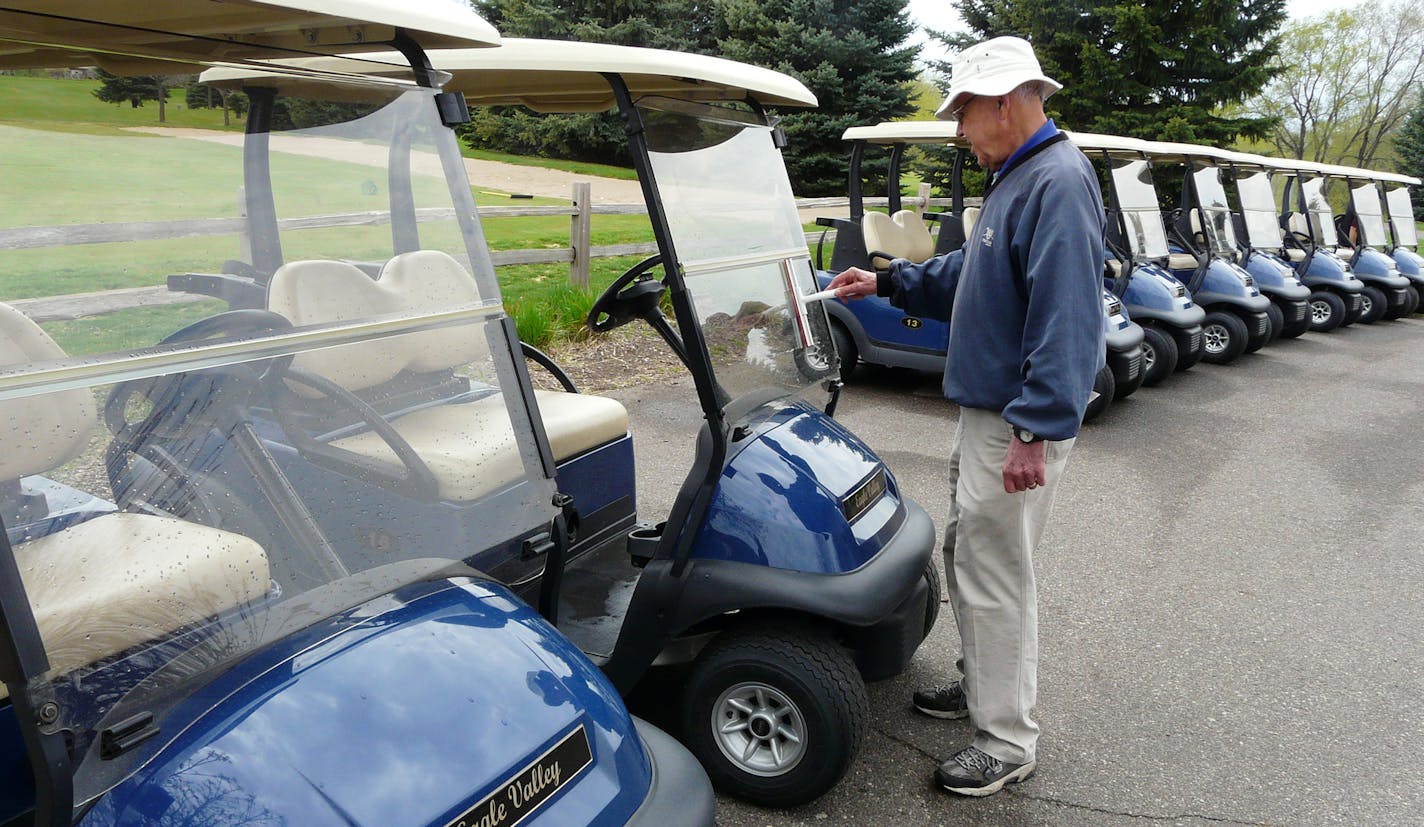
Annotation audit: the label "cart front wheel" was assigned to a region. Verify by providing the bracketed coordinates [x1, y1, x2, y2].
[683, 628, 867, 807]
[1358, 285, 1386, 324]
[1082, 364, 1114, 423]
[1139, 325, 1178, 387]
[1201, 311, 1248, 364]
[1308, 291, 1346, 332]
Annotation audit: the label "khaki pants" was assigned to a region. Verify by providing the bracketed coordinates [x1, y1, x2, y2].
[944, 407, 1074, 765]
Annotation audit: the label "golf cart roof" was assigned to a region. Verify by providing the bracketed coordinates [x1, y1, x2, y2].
[1371, 170, 1423, 185]
[0, 0, 499, 74]
[1137, 139, 1238, 164]
[206, 38, 818, 110]
[840, 120, 964, 145]
[1061, 131, 1155, 157]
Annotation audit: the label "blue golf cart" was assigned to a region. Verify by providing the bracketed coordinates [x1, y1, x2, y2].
[0, 5, 712, 826]
[1329, 166, 1422, 316]
[1109, 138, 1272, 365]
[1278, 161, 1411, 324]
[1376, 171, 1424, 279]
[168, 40, 939, 806]
[1144, 141, 1311, 345]
[813, 120, 1143, 422]
[1070, 132, 1209, 383]
[1225, 152, 1365, 333]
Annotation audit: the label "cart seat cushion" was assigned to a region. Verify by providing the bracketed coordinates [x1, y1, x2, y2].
[1, 513, 270, 699]
[0, 303, 98, 480]
[267, 251, 486, 397]
[1168, 253, 1198, 270]
[863, 210, 936, 268]
[962, 206, 981, 240]
[1284, 248, 1306, 262]
[329, 389, 628, 502]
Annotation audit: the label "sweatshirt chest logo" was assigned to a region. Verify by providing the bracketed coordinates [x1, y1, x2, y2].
[981, 227, 995, 248]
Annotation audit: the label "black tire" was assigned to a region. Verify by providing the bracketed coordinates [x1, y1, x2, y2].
[829, 320, 858, 382]
[1139, 325, 1179, 387]
[1307, 291, 1346, 333]
[1358, 285, 1387, 324]
[682, 628, 868, 807]
[923, 561, 942, 638]
[1201, 311, 1248, 365]
[1082, 364, 1114, 423]
[1264, 301, 1285, 344]
[1406, 285, 1421, 316]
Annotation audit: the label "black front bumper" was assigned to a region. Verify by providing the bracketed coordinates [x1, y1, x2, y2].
[627, 717, 716, 827]
[1107, 344, 1144, 390]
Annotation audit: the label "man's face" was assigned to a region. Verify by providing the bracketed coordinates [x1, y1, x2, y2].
[954, 94, 1013, 171]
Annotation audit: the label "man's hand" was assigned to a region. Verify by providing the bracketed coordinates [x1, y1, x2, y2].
[1003, 438, 1047, 494]
[826, 267, 878, 300]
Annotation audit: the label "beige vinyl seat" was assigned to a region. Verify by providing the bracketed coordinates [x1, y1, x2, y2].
[961, 206, 981, 240]
[266, 250, 629, 503]
[862, 209, 936, 269]
[1283, 213, 1311, 260]
[0, 303, 270, 699]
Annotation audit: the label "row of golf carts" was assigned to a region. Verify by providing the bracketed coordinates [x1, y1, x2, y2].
[816, 121, 1423, 423]
[0, 4, 936, 825]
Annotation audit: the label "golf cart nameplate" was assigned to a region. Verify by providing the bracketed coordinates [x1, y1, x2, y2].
[841, 468, 887, 524]
[445, 724, 593, 827]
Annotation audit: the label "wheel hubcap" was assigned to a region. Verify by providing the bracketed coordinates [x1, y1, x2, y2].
[1310, 300, 1331, 323]
[711, 682, 807, 776]
[1143, 343, 1156, 370]
[1361, 295, 1374, 315]
[1203, 323, 1229, 354]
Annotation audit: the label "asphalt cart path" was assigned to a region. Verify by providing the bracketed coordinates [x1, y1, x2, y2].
[607, 316, 1424, 826]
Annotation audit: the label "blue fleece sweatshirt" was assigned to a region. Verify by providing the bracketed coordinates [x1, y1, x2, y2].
[882, 128, 1106, 440]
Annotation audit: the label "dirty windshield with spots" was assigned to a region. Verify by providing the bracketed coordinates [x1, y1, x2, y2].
[638, 99, 838, 419]
[0, 79, 558, 807]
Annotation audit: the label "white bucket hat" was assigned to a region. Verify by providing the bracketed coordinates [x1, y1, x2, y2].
[935, 36, 1061, 120]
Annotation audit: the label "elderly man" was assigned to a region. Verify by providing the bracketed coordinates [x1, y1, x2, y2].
[827, 36, 1105, 796]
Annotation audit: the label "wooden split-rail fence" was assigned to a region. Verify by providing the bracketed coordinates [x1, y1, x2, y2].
[3, 182, 948, 323]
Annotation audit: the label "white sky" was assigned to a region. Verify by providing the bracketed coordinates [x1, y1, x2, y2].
[906, 0, 1346, 69]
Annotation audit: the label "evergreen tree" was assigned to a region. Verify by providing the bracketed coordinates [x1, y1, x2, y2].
[936, 0, 1288, 145]
[466, 0, 720, 166]
[715, 0, 918, 195]
[1396, 99, 1424, 214]
[92, 70, 185, 122]
[93, 69, 161, 109]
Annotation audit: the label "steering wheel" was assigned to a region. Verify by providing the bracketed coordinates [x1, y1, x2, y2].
[587, 254, 667, 333]
[104, 309, 294, 438]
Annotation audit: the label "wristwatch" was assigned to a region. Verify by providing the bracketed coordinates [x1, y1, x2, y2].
[1012, 426, 1042, 444]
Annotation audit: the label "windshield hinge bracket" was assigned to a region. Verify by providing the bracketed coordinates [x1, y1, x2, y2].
[100, 712, 158, 760]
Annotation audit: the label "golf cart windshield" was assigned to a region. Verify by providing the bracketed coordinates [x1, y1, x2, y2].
[1385, 186, 1419, 247]
[1111, 159, 1171, 260]
[1350, 182, 1388, 249]
[1301, 177, 1339, 247]
[1192, 166, 1239, 256]
[1235, 169, 1284, 250]
[638, 98, 837, 418]
[0, 80, 557, 809]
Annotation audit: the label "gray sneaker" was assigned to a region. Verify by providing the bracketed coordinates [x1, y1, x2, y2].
[912, 681, 968, 719]
[935, 745, 1036, 796]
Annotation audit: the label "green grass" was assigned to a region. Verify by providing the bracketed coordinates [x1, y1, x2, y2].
[41, 301, 227, 355]
[0, 74, 240, 134]
[460, 147, 638, 181]
[0, 76, 833, 350]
